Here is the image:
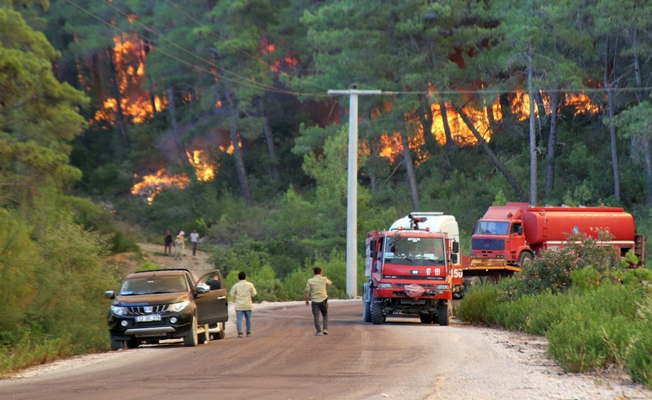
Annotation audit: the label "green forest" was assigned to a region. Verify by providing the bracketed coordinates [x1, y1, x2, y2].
[2, 0, 652, 383]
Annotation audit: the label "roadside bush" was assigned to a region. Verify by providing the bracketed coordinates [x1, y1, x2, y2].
[626, 320, 652, 389]
[457, 285, 502, 325]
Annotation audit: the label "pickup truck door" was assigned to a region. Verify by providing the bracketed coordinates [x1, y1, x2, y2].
[195, 270, 229, 324]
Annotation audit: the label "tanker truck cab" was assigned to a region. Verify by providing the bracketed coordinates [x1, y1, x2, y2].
[363, 212, 460, 326]
[467, 202, 645, 288]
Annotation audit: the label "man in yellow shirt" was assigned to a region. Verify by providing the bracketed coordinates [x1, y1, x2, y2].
[305, 267, 332, 336]
[230, 271, 257, 338]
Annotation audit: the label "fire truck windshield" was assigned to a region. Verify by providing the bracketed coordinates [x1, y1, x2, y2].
[384, 237, 445, 265]
[475, 221, 509, 235]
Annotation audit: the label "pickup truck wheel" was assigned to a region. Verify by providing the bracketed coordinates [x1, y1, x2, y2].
[419, 313, 433, 324]
[370, 301, 384, 325]
[518, 252, 534, 269]
[126, 339, 139, 349]
[184, 316, 198, 347]
[437, 302, 450, 326]
[213, 322, 226, 340]
[109, 335, 123, 351]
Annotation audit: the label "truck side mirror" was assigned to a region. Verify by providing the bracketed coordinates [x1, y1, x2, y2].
[452, 241, 459, 253]
[451, 254, 458, 264]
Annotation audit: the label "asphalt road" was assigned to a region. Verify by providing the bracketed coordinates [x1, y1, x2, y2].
[1, 300, 649, 400]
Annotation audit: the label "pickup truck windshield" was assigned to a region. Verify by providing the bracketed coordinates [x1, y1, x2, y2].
[119, 276, 188, 295]
[475, 221, 509, 235]
[384, 236, 446, 265]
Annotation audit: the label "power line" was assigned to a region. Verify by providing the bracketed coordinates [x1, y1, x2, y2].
[102, 0, 301, 96]
[162, 0, 330, 93]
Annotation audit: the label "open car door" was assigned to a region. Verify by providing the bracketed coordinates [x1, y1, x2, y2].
[194, 270, 228, 325]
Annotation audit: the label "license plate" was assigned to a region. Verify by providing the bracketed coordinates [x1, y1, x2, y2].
[136, 314, 161, 322]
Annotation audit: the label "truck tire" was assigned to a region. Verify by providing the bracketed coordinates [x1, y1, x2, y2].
[518, 252, 534, 268]
[437, 301, 449, 326]
[212, 322, 226, 340]
[482, 275, 496, 285]
[109, 335, 123, 351]
[184, 316, 198, 347]
[362, 283, 372, 323]
[419, 313, 433, 324]
[370, 301, 384, 325]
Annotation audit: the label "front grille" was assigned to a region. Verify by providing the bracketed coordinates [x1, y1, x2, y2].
[393, 283, 434, 288]
[393, 291, 434, 297]
[472, 238, 505, 250]
[126, 305, 169, 315]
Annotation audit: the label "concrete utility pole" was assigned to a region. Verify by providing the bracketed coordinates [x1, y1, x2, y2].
[327, 87, 382, 298]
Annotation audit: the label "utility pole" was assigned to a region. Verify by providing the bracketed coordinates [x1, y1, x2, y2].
[328, 86, 382, 298]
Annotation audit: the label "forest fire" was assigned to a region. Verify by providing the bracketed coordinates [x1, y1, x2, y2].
[92, 34, 166, 125]
[187, 150, 215, 182]
[131, 170, 190, 205]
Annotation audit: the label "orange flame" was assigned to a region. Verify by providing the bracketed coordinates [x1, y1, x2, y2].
[92, 34, 167, 125]
[186, 150, 215, 182]
[131, 169, 190, 204]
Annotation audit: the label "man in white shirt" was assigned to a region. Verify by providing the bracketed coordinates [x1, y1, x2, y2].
[229, 271, 257, 338]
[190, 229, 199, 256]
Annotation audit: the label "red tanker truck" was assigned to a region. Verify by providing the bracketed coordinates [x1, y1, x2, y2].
[465, 202, 645, 287]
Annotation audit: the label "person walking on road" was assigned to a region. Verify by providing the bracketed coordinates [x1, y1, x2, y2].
[173, 233, 181, 260]
[230, 272, 257, 338]
[178, 231, 186, 257]
[190, 229, 200, 256]
[164, 229, 173, 256]
[305, 267, 332, 336]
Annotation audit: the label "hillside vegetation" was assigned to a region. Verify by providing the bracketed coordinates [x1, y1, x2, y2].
[1, 0, 652, 378]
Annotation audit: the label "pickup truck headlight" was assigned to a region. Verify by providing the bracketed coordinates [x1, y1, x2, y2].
[168, 301, 190, 313]
[377, 283, 392, 288]
[436, 284, 449, 290]
[111, 305, 127, 316]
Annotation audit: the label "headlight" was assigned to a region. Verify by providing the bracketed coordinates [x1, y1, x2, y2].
[436, 284, 449, 290]
[168, 301, 190, 313]
[111, 305, 127, 316]
[377, 283, 392, 288]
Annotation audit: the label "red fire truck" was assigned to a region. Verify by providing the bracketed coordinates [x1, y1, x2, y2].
[466, 202, 645, 287]
[362, 212, 463, 325]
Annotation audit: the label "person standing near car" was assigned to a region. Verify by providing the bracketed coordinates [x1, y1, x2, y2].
[190, 229, 199, 256]
[305, 267, 332, 336]
[230, 272, 257, 338]
[178, 231, 186, 257]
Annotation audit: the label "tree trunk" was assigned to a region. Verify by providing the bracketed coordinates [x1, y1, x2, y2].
[400, 125, 419, 211]
[545, 90, 558, 199]
[528, 52, 537, 206]
[166, 86, 188, 165]
[643, 138, 652, 207]
[440, 100, 455, 167]
[258, 97, 281, 183]
[224, 87, 252, 201]
[107, 47, 129, 152]
[452, 103, 527, 201]
[604, 38, 620, 200]
[418, 93, 437, 155]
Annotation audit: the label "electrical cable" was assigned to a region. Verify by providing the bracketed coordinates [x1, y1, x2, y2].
[102, 0, 307, 96]
[163, 0, 329, 92]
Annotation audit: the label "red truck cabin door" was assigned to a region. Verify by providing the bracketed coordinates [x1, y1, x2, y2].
[506, 222, 525, 263]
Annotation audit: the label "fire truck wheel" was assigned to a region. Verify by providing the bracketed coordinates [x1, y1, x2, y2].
[518, 252, 534, 268]
[419, 313, 433, 324]
[370, 301, 384, 325]
[362, 300, 372, 323]
[437, 302, 449, 326]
